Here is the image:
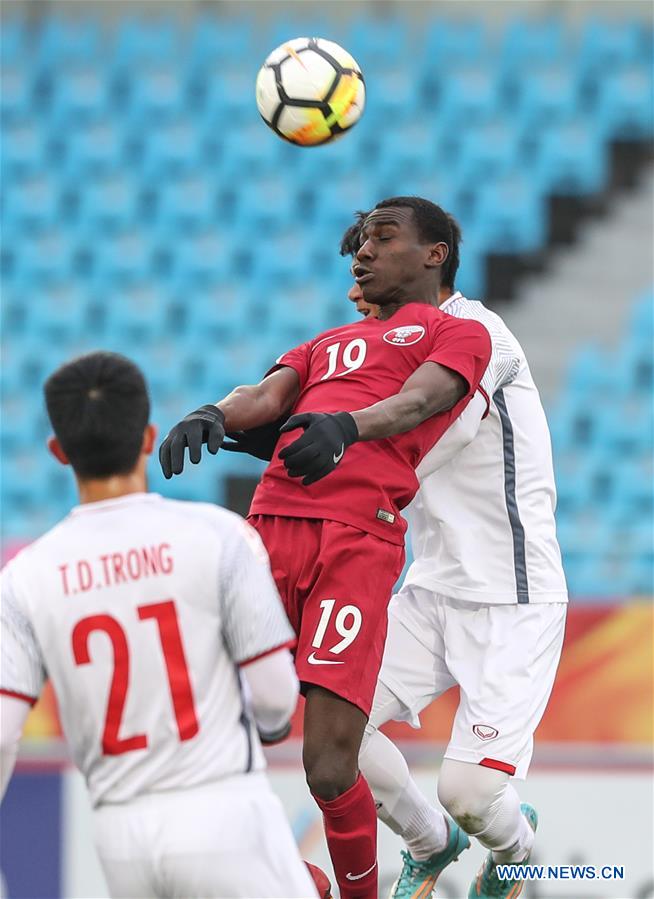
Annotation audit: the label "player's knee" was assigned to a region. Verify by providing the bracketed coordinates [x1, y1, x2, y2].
[438, 760, 506, 835]
[304, 742, 358, 800]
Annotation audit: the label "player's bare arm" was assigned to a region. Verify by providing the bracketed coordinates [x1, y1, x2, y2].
[351, 360, 467, 440]
[217, 367, 300, 432]
[159, 367, 300, 478]
[278, 362, 467, 486]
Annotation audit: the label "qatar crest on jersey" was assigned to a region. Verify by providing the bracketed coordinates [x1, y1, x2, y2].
[382, 325, 425, 346]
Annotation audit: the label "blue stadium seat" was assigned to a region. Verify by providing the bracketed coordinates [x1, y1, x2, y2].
[61, 120, 125, 174]
[0, 64, 32, 119]
[114, 17, 179, 64]
[46, 64, 112, 122]
[592, 66, 654, 140]
[138, 118, 206, 178]
[471, 175, 547, 253]
[451, 121, 520, 184]
[35, 16, 103, 66]
[92, 229, 154, 283]
[345, 16, 410, 69]
[100, 282, 170, 343]
[435, 66, 501, 126]
[74, 173, 142, 232]
[166, 230, 231, 284]
[499, 17, 566, 71]
[187, 16, 254, 66]
[180, 281, 254, 344]
[0, 17, 28, 65]
[532, 121, 608, 196]
[578, 17, 648, 80]
[23, 282, 94, 342]
[8, 229, 77, 283]
[422, 19, 488, 67]
[121, 62, 186, 123]
[1, 120, 47, 176]
[510, 64, 580, 127]
[2, 173, 61, 231]
[195, 63, 253, 124]
[154, 175, 217, 232]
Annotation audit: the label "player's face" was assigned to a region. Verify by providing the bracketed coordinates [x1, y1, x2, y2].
[348, 274, 380, 318]
[353, 207, 444, 306]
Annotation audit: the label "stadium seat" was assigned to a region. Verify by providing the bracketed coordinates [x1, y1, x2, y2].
[592, 66, 654, 140]
[154, 174, 217, 232]
[509, 64, 580, 127]
[1, 119, 47, 176]
[532, 121, 608, 196]
[92, 229, 154, 283]
[499, 17, 566, 72]
[74, 172, 142, 232]
[113, 16, 179, 65]
[0, 17, 28, 65]
[61, 120, 125, 174]
[121, 62, 186, 122]
[45, 64, 112, 122]
[0, 64, 32, 119]
[35, 15, 103, 66]
[2, 173, 61, 231]
[138, 118, 206, 178]
[471, 175, 547, 253]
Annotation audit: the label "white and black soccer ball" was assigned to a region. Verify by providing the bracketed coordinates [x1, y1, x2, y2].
[256, 37, 365, 146]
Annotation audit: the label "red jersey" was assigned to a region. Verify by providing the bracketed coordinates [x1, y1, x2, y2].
[250, 302, 491, 545]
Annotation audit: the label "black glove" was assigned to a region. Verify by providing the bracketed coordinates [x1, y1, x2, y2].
[257, 720, 292, 746]
[278, 412, 359, 486]
[159, 404, 225, 479]
[221, 415, 287, 462]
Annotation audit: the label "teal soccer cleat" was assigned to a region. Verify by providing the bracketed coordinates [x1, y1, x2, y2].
[388, 819, 471, 899]
[468, 803, 538, 899]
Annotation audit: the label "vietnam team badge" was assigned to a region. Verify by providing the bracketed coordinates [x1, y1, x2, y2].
[382, 325, 426, 346]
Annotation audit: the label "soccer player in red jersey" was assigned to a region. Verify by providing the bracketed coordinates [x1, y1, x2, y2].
[160, 196, 491, 899]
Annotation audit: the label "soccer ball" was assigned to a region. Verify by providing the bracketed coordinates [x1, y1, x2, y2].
[256, 37, 365, 146]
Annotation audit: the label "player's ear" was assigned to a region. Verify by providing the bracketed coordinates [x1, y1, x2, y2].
[47, 436, 70, 466]
[141, 423, 158, 457]
[427, 241, 449, 269]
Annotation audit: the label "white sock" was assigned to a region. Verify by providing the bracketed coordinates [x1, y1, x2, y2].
[359, 724, 448, 860]
[491, 812, 534, 864]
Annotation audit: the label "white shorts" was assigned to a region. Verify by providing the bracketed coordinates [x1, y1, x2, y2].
[372, 586, 567, 779]
[92, 772, 317, 898]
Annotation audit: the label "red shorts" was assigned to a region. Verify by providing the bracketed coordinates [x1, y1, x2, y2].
[249, 515, 405, 716]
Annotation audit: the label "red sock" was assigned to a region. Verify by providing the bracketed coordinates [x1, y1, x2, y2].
[312, 773, 378, 899]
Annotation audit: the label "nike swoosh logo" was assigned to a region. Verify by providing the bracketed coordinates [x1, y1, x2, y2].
[333, 443, 345, 464]
[307, 652, 344, 666]
[346, 862, 377, 881]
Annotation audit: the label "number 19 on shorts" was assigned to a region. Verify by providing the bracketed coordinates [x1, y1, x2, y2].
[312, 599, 362, 655]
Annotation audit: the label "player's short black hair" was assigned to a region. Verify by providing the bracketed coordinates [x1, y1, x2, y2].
[339, 210, 369, 258]
[44, 351, 150, 479]
[442, 212, 461, 291]
[373, 196, 453, 265]
[339, 200, 462, 291]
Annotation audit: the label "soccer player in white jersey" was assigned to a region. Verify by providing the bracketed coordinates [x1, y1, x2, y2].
[342, 212, 568, 899]
[0, 351, 318, 899]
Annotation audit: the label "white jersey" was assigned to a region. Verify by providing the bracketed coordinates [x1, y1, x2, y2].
[404, 292, 568, 604]
[0, 493, 295, 806]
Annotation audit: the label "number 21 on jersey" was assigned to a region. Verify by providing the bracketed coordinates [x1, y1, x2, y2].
[72, 599, 198, 756]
